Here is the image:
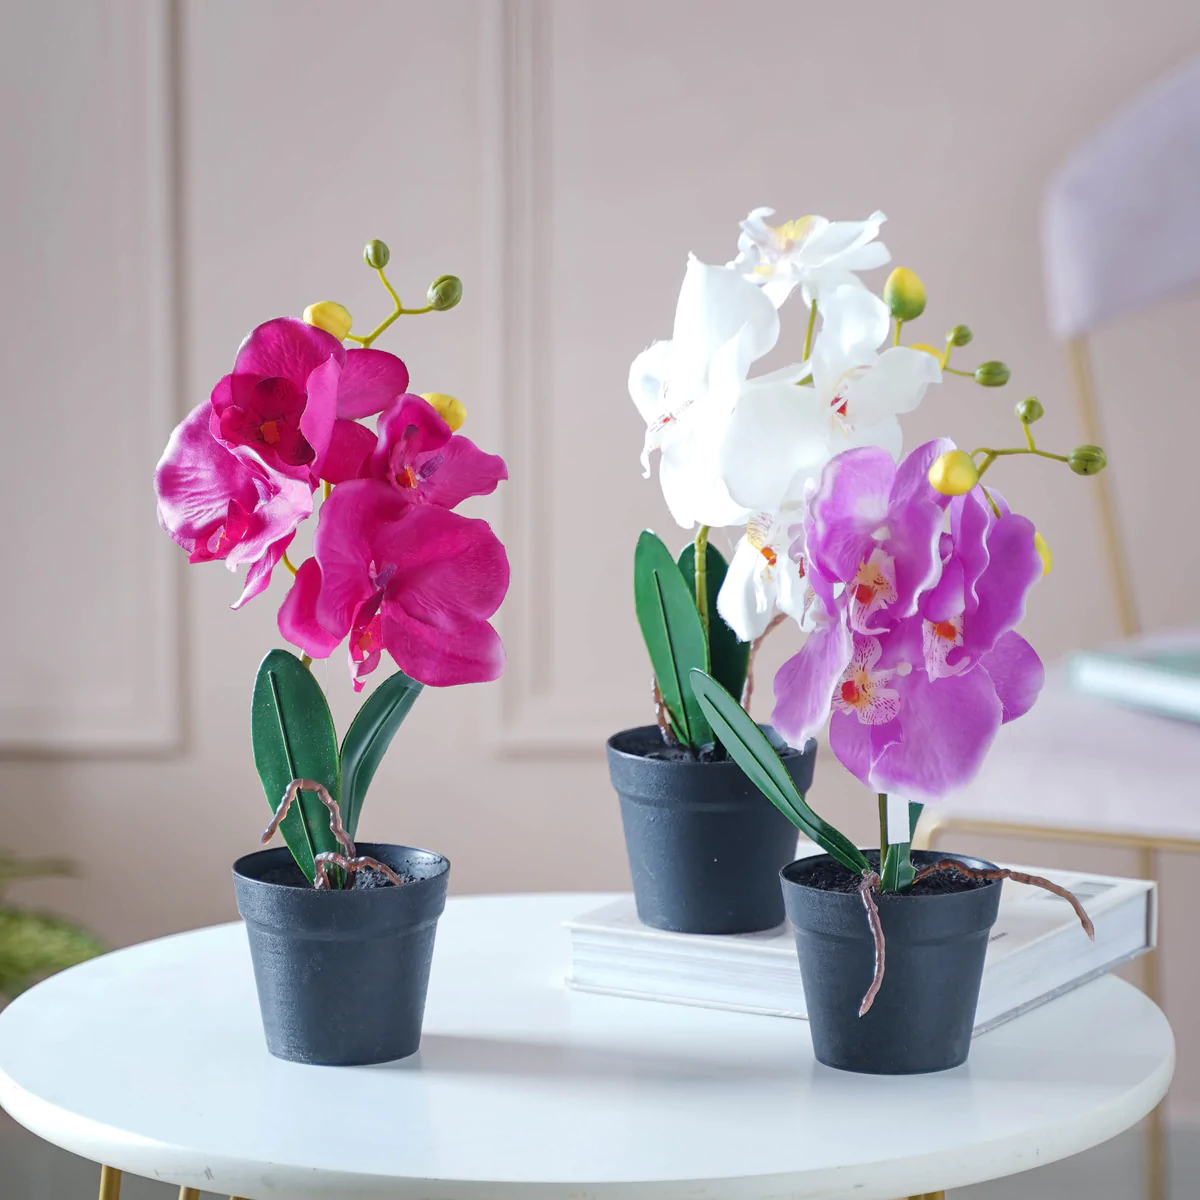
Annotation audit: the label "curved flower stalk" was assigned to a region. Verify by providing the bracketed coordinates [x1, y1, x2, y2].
[154, 239, 510, 886]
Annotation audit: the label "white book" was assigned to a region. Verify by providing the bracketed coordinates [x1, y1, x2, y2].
[1069, 632, 1200, 723]
[566, 867, 1156, 1035]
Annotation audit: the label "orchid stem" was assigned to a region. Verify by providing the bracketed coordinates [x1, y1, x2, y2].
[802, 299, 818, 360]
[300, 653, 312, 670]
[281, 551, 298, 577]
[978, 483, 1003, 518]
[694, 525, 710, 641]
[322, 480, 332, 501]
[342, 267, 433, 349]
[893, 319, 903, 348]
[878, 793, 889, 859]
[944, 366, 976, 377]
[972, 446, 1069, 471]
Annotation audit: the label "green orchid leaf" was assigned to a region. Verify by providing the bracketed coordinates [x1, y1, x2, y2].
[677, 542, 750, 702]
[634, 531, 710, 749]
[881, 841, 916, 893]
[340, 669, 424, 839]
[0, 907, 105, 999]
[690, 669, 869, 876]
[908, 800, 924, 840]
[251, 649, 341, 883]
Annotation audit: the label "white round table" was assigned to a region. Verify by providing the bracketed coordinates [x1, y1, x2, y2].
[0, 893, 1174, 1200]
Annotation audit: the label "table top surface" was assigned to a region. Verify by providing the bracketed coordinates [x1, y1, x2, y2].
[937, 666, 1200, 840]
[0, 892, 1174, 1200]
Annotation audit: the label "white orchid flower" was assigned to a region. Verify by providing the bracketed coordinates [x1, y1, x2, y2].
[809, 284, 942, 457]
[629, 255, 780, 529]
[714, 285, 940, 638]
[730, 207, 891, 308]
[717, 508, 809, 641]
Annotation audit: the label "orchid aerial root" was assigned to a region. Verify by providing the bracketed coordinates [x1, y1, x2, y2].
[262, 778, 406, 891]
[314, 851, 404, 890]
[857, 870, 886, 1016]
[855, 858, 1093, 1017]
[913, 860, 1095, 940]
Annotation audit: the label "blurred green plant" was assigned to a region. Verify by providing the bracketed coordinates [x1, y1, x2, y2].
[0, 850, 104, 1000]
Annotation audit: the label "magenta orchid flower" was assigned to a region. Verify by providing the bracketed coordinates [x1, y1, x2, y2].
[772, 440, 1045, 801]
[155, 402, 313, 608]
[316, 394, 508, 504]
[277, 480, 509, 690]
[209, 317, 410, 488]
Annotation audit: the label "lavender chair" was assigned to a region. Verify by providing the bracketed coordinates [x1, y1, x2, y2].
[917, 57, 1200, 1200]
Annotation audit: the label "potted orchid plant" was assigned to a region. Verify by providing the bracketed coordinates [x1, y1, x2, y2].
[154, 240, 509, 1065]
[629, 209, 1101, 1072]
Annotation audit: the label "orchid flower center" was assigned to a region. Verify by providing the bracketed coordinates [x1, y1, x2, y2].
[260, 419, 281, 445]
[833, 636, 900, 726]
[922, 614, 969, 680]
[368, 560, 396, 591]
[847, 548, 898, 632]
[747, 512, 779, 569]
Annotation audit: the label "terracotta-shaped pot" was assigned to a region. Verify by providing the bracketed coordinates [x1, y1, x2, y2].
[233, 843, 449, 1065]
[781, 850, 1002, 1074]
[608, 725, 816, 934]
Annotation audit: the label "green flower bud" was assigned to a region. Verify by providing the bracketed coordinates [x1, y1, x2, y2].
[974, 360, 1011, 387]
[883, 267, 926, 321]
[363, 239, 390, 269]
[427, 273, 463, 311]
[1068, 444, 1107, 475]
[1016, 397, 1044, 424]
[949, 324, 973, 347]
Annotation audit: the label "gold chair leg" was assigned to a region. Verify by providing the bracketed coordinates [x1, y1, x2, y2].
[179, 1189, 201, 1200]
[98, 1165, 122, 1200]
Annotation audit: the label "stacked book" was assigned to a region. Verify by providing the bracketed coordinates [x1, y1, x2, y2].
[566, 866, 1156, 1035]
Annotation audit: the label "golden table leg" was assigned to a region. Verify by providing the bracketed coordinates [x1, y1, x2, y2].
[98, 1165, 121, 1200]
[179, 1189, 201, 1200]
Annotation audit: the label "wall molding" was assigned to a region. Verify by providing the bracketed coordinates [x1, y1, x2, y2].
[482, 0, 635, 756]
[0, 0, 181, 754]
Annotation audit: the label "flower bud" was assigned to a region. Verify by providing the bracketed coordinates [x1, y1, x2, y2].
[883, 267, 926, 321]
[422, 391, 466, 431]
[302, 300, 353, 341]
[949, 324, 973, 347]
[1016, 396, 1044, 424]
[1034, 531, 1053, 576]
[927, 450, 979, 496]
[1068, 444, 1107, 475]
[363, 239, 390, 269]
[974, 360, 1010, 387]
[427, 274, 463, 311]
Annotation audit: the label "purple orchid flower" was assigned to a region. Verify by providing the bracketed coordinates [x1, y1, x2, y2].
[772, 440, 1045, 801]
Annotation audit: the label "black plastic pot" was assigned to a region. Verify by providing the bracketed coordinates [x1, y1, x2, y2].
[781, 850, 1002, 1074]
[232, 843, 449, 1065]
[608, 725, 816, 934]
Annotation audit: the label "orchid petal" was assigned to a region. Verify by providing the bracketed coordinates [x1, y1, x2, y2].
[322, 419, 376, 484]
[233, 317, 344, 386]
[771, 616, 854, 746]
[336, 348, 410, 419]
[979, 631, 1044, 723]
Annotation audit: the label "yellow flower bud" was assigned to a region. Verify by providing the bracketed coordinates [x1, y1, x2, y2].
[1034, 531, 1052, 576]
[927, 450, 979, 496]
[422, 392, 466, 431]
[884, 267, 926, 321]
[303, 301, 353, 341]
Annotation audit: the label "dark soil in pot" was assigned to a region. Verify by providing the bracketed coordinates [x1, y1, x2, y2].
[781, 850, 1002, 1075]
[608, 725, 816, 935]
[233, 843, 449, 1066]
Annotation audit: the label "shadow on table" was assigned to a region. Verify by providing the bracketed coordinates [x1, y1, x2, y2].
[380, 1032, 800, 1085]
